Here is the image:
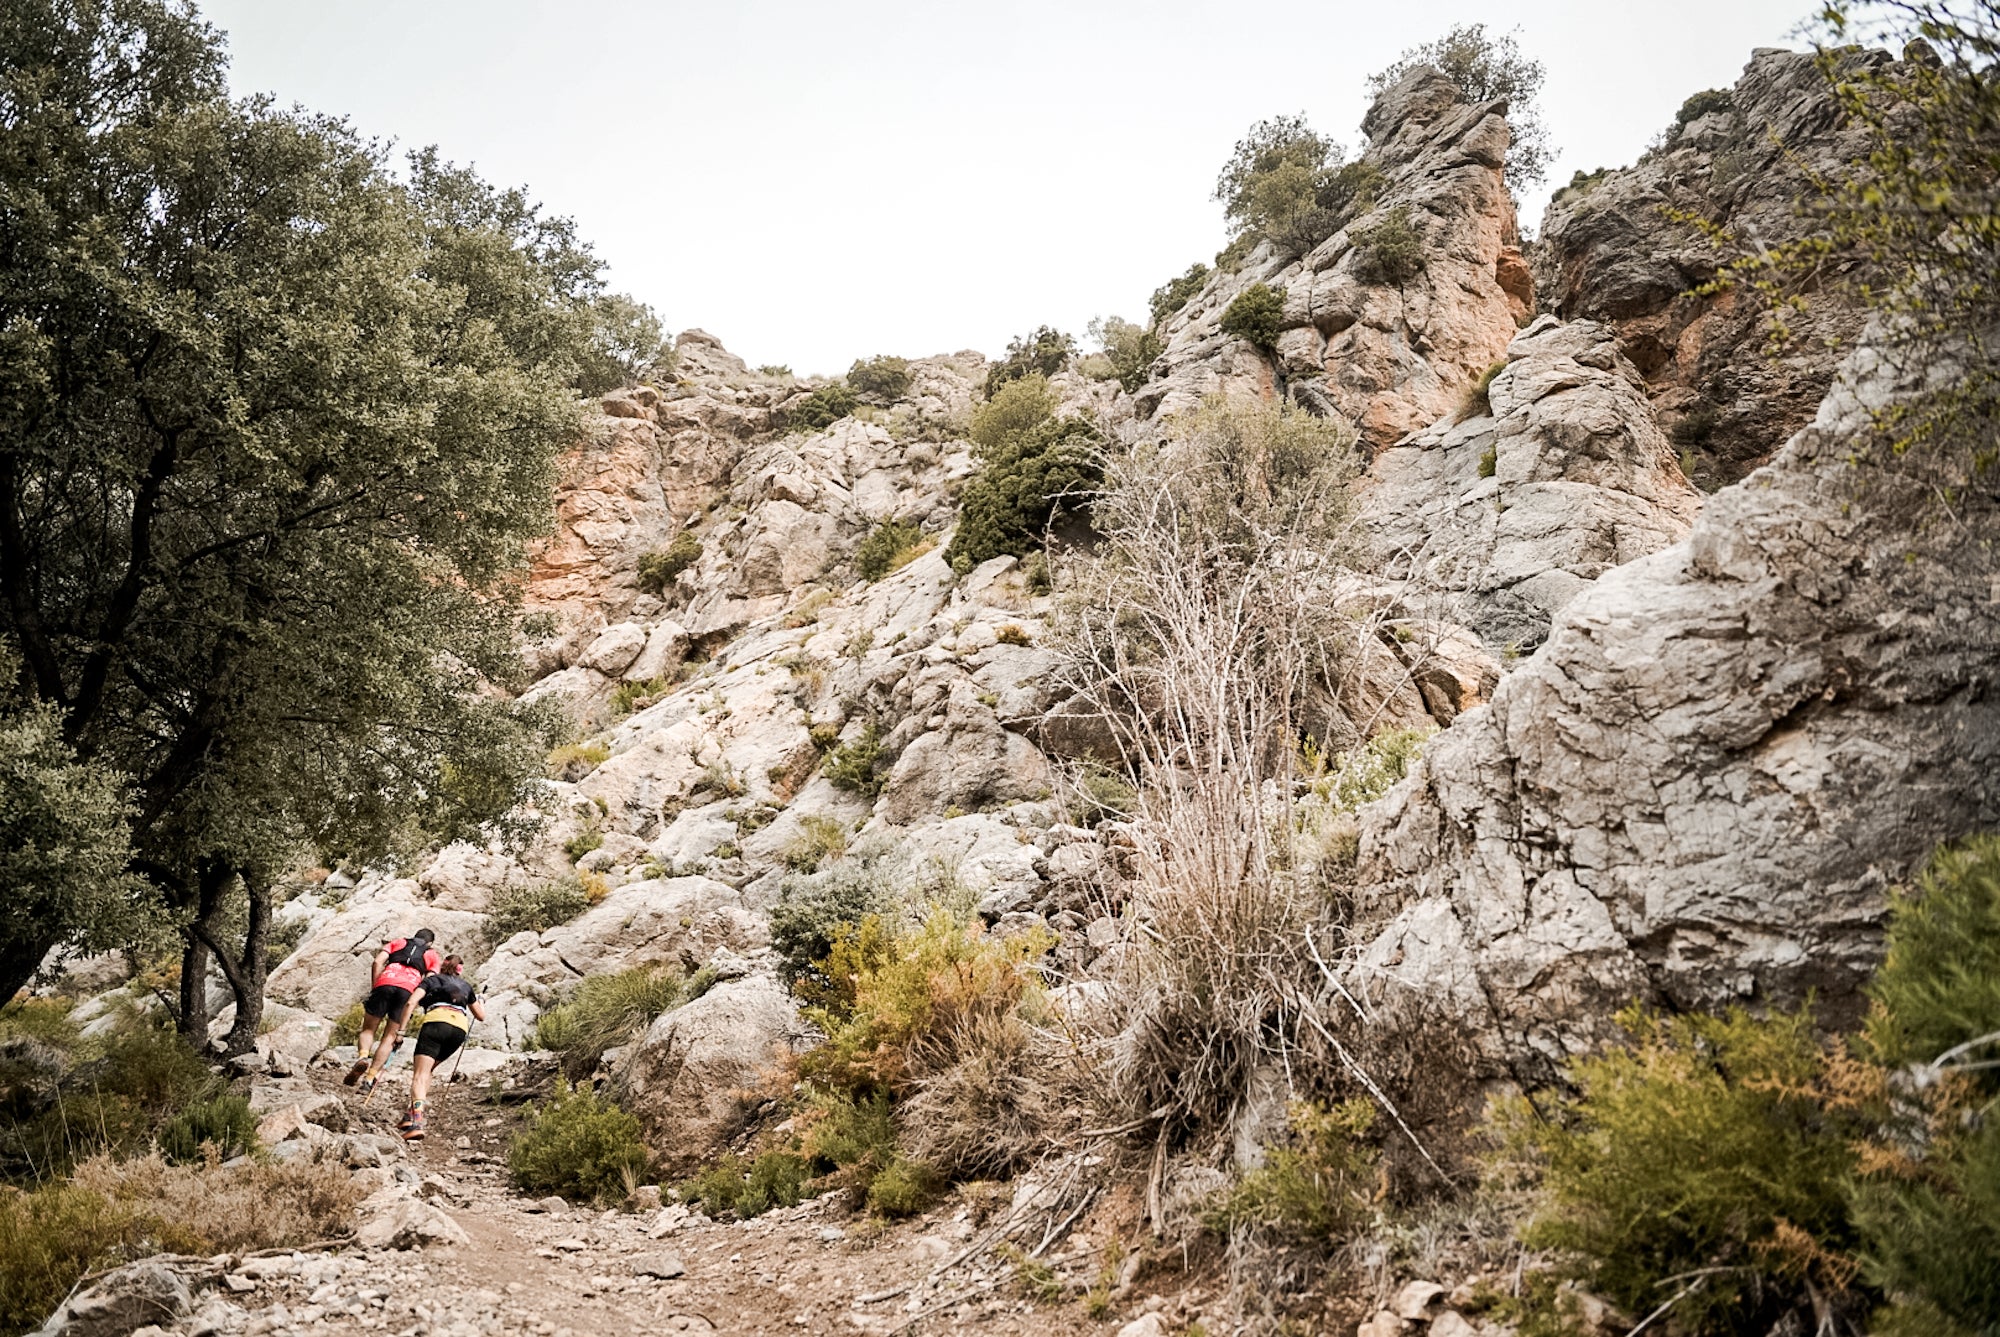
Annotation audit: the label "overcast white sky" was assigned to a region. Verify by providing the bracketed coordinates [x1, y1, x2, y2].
[198, 1, 1816, 376]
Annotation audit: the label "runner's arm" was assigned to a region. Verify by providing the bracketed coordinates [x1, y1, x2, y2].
[470, 1000, 487, 1023]
[399, 987, 428, 1028]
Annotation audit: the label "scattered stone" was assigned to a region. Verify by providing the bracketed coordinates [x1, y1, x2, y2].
[1392, 1280, 1444, 1321]
[1115, 1316, 1169, 1337]
[34, 1260, 191, 1337]
[553, 1237, 590, 1251]
[632, 1253, 688, 1280]
[1356, 1312, 1409, 1337]
[632, 1184, 663, 1211]
[532, 1196, 570, 1216]
[354, 1198, 470, 1251]
[220, 1274, 255, 1294]
[1431, 1313, 1479, 1337]
[817, 1226, 844, 1243]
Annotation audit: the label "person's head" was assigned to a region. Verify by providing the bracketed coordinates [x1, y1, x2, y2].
[414, 927, 435, 943]
[441, 956, 463, 976]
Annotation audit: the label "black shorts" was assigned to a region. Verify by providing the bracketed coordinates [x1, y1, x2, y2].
[413, 1021, 467, 1063]
[364, 983, 412, 1019]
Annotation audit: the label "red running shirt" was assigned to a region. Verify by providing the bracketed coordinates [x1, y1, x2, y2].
[375, 937, 441, 990]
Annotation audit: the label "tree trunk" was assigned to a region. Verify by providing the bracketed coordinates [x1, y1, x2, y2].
[175, 859, 232, 1047]
[221, 868, 270, 1056]
[0, 933, 55, 1011]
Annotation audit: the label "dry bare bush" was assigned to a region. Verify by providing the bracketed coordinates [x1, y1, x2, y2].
[71, 1152, 363, 1251]
[1048, 397, 1380, 1137]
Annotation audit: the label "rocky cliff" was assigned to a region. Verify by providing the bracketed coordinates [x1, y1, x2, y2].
[1537, 47, 1894, 487]
[1139, 67, 1532, 446]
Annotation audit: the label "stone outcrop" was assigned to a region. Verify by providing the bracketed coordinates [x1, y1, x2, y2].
[1538, 47, 1895, 486]
[1350, 333, 2000, 1074]
[620, 974, 811, 1171]
[1140, 66, 1531, 445]
[1363, 316, 1703, 649]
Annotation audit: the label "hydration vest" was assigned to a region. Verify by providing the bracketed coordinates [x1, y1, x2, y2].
[376, 937, 437, 990]
[417, 972, 477, 1030]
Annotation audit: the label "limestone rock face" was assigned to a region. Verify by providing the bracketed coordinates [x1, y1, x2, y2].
[476, 876, 767, 1050]
[33, 1261, 190, 1337]
[1538, 47, 1896, 486]
[1140, 67, 1528, 446]
[1350, 335, 2000, 1074]
[620, 974, 811, 1171]
[1362, 316, 1703, 649]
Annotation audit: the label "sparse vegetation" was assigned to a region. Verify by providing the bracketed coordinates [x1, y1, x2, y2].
[1210, 1100, 1379, 1240]
[983, 326, 1076, 397]
[535, 963, 710, 1080]
[967, 373, 1055, 453]
[1350, 206, 1425, 285]
[1086, 316, 1164, 392]
[946, 399, 1101, 570]
[789, 382, 859, 431]
[1675, 88, 1734, 129]
[847, 355, 912, 404]
[1220, 283, 1287, 352]
[1670, 403, 1721, 446]
[1460, 360, 1507, 420]
[509, 1083, 652, 1203]
[1149, 263, 1211, 327]
[612, 675, 673, 716]
[1369, 23, 1552, 188]
[547, 741, 611, 781]
[1478, 446, 1498, 478]
[483, 876, 594, 944]
[783, 814, 852, 872]
[1213, 114, 1384, 255]
[157, 1093, 256, 1165]
[680, 1150, 817, 1218]
[855, 518, 930, 581]
[638, 531, 703, 594]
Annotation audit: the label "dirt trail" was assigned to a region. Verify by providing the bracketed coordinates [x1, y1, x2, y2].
[212, 1058, 1191, 1337]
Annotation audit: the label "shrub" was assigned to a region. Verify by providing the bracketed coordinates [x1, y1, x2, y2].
[1477, 446, 1497, 478]
[783, 814, 851, 873]
[1069, 768, 1138, 827]
[1675, 88, 1734, 129]
[1670, 403, 1720, 447]
[968, 374, 1055, 453]
[863, 1154, 943, 1217]
[847, 355, 911, 404]
[546, 741, 609, 781]
[563, 825, 604, 863]
[508, 1083, 651, 1202]
[1085, 316, 1163, 393]
[855, 519, 929, 581]
[611, 675, 672, 717]
[1350, 206, 1425, 286]
[1495, 1006, 1863, 1334]
[1460, 360, 1506, 420]
[637, 531, 702, 595]
[484, 876, 593, 944]
[1220, 283, 1286, 352]
[1368, 24, 1552, 188]
[1149, 263, 1210, 327]
[679, 1150, 816, 1218]
[1212, 115, 1380, 255]
[330, 1000, 367, 1048]
[1211, 1100, 1378, 1240]
[821, 722, 886, 798]
[984, 326, 1076, 397]
[157, 1094, 255, 1164]
[790, 382, 859, 431]
[769, 862, 894, 991]
[535, 963, 706, 1081]
[0, 1155, 360, 1332]
[945, 416, 1101, 570]
[1851, 835, 2000, 1333]
[995, 623, 1032, 646]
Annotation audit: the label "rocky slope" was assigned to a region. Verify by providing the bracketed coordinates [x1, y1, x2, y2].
[1138, 66, 1532, 446]
[1351, 330, 2000, 1076]
[1537, 47, 1894, 487]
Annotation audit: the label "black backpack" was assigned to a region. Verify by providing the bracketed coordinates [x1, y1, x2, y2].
[386, 938, 431, 972]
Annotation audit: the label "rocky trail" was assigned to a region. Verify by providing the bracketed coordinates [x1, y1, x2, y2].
[69, 1054, 1214, 1337]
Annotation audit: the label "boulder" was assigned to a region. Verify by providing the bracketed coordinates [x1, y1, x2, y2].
[354, 1194, 471, 1250]
[578, 621, 649, 675]
[622, 974, 812, 1172]
[265, 887, 485, 1020]
[1351, 330, 2000, 1072]
[34, 1261, 191, 1337]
